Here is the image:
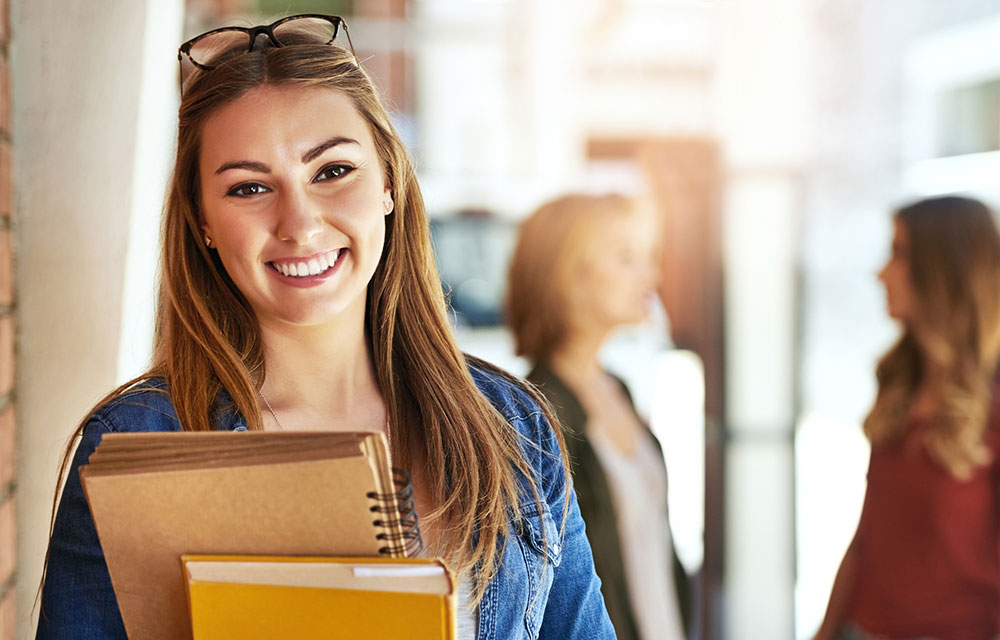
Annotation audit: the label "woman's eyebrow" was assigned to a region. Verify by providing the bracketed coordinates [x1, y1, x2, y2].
[213, 138, 361, 175]
[302, 136, 360, 163]
[215, 160, 270, 175]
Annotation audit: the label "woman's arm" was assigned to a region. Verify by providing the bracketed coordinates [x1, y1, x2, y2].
[530, 411, 617, 639]
[814, 537, 859, 640]
[35, 416, 127, 639]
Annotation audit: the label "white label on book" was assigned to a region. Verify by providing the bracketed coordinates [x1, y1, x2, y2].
[353, 566, 446, 578]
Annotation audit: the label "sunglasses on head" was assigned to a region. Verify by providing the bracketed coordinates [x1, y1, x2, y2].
[177, 14, 355, 89]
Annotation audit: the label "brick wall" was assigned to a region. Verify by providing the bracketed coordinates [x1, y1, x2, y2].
[0, 0, 14, 636]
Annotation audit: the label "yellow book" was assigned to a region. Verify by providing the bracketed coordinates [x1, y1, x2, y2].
[182, 555, 456, 639]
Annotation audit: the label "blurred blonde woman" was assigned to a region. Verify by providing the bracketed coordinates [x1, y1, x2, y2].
[507, 194, 690, 640]
[816, 196, 1000, 640]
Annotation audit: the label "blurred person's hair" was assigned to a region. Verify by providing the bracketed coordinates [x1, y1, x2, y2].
[506, 193, 641, 363]
[865, 195, 1000, 478]
[43, 34, 565, 605]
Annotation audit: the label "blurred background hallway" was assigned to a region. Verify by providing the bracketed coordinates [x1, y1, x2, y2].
[4, 0, 1000, 637]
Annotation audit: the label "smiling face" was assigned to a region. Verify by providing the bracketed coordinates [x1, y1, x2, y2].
[878, 218, 919, 324]
[198, 84, 391, 330]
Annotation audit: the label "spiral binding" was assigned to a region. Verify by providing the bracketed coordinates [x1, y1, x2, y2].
[366, 468, 423, 557]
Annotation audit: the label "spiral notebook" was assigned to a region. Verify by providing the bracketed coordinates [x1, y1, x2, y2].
[80, 431, 421, 640]
[182, 555, 456, 639]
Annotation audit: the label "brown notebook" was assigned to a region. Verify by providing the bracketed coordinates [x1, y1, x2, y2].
[80, 431, 421, 640]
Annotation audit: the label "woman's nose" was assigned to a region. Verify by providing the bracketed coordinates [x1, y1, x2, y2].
[275, 188, 324, 244]
[877, 262, 889, 282]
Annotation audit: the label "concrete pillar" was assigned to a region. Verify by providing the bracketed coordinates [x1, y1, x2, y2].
[12, 0, 182, 634]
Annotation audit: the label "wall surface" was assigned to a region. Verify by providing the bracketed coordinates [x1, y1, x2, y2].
[715, 0, 808, 635]
[0, 0, 14, 636]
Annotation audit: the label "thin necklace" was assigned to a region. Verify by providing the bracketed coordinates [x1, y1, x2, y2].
[258, 389, 392, 451]
[259, 390, 286, 431]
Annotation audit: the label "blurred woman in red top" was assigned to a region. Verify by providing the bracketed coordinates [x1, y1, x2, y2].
[816, 196, 1000, 640]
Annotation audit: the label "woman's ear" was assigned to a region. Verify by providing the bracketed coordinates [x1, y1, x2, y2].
[383, 189, 394, 216]
[201, 224, 214, 249]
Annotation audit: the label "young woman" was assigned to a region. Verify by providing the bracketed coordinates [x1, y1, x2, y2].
[506, 194, 690, 640]
[35, 15, 614, 640]
[816, 196, 1000, 640]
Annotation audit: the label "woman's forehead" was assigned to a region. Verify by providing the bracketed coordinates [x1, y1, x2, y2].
[892, 218, 909, 243]
[198, 84, 377, 165]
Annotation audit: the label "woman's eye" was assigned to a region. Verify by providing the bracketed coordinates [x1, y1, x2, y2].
[226, 182, 269, 198]
[314, 164, 353, 182]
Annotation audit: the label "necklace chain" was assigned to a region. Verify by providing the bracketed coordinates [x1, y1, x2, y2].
[258, 389, 391, 451]
[259, 390, 286, 431]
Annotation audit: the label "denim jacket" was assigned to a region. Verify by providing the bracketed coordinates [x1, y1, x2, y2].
[36, 362, 616, 639]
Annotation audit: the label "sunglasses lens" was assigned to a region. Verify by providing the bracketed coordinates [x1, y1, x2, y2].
[187, 28, 250, 68]
[272, 16, 339, 46]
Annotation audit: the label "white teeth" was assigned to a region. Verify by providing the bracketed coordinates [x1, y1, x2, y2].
[271, 250, 341, 278]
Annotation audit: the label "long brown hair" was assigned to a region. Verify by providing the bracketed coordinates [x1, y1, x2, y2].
[865, 195, 1000, 478]
[44, 38, 566, 603]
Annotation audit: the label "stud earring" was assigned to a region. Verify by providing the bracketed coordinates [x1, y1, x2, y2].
[384, 196, 393, 213]
[204, 236, 213, 248]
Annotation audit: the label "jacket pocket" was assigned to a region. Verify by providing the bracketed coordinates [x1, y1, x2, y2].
[515, 500, 563, 637]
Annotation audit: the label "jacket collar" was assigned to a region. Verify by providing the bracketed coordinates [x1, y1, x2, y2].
[214, 387, 250, 431]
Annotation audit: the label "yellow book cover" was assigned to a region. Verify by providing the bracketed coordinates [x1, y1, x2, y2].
[183, 555, 456, 640]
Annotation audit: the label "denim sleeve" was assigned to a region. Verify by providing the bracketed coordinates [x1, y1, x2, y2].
[35, 416, 127, 640]
[532, 411, 617, 639]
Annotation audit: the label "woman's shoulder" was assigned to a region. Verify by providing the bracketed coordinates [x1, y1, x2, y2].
[467, 357, 569, 504]
[467, 357, 545, 424]
[87, 377, 183, 434]
[525, 363, 586, 436]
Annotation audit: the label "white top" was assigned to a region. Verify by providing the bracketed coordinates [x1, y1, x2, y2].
[456, 576, 478, 639]
[590, 429, 685, 640]
[416, 542, 476, 637]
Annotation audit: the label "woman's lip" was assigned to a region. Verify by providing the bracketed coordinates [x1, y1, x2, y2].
[266, 249, 347, 287]
[267, 248, 342, 268]
[266, 247, 343, 262]
[267, 248, 343, 277]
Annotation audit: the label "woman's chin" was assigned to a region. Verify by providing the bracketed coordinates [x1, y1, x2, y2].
[607, 312, 649, 331]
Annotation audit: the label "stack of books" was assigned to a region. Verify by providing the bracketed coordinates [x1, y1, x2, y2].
[81, 431, 454, 639]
